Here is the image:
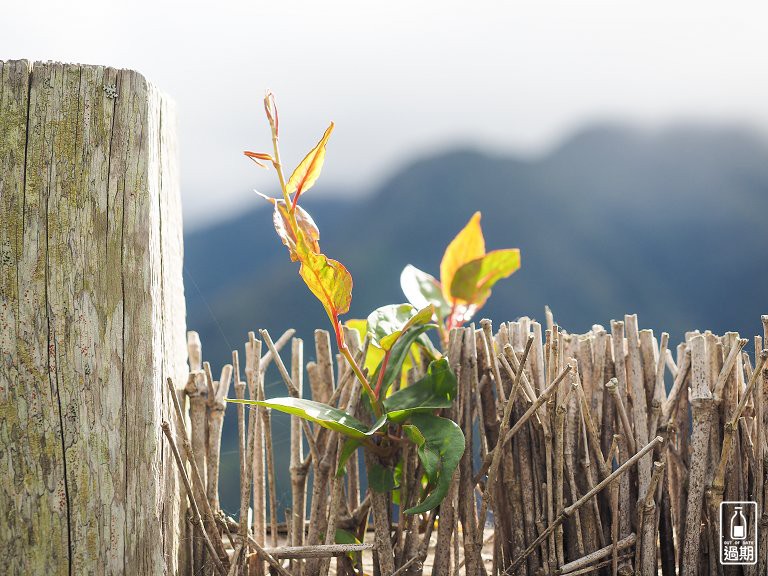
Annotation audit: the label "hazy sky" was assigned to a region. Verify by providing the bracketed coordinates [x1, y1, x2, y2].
[3, 1, 767, 228]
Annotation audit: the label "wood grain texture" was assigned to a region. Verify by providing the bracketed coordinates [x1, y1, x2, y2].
[0, 60, 186, 575]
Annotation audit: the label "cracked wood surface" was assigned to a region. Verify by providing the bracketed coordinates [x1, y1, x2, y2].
[0, 60, 187, 575]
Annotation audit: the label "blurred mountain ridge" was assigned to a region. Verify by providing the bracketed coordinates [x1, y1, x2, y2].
[186, 122, 768, 365]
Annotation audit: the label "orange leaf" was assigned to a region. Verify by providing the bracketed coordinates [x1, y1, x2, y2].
[439, 212, 485, 302]
[287, 123, 334, 208]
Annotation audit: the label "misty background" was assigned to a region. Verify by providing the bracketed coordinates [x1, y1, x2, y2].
[5, 1, 767, 515]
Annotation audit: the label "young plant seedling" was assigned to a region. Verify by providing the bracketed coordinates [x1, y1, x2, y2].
[229, 93, 520, 515]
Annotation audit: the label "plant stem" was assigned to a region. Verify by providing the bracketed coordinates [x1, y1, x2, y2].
[265, 96, 301, 233]
[374, 349, 392, 399]
[340, 343, 382, 417]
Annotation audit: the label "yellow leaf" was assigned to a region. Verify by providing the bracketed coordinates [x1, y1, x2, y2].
[344, 319, 368, 343]
[439, 212, 485, 302]
[287, 123, 335, 207]
[298, 244, 353, 329]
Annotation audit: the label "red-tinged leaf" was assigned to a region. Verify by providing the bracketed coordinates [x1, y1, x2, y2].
[244, 151, 274, 168]
[298, 246, 353, 328]
[287, 123, 334, 207]
[439, 212, 486, 302]
[450, 249, 521, 306]
[256, 192, 320, 261]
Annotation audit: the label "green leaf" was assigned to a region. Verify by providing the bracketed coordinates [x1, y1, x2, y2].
[334, 528, 362, 562]
[370, 324, 435, 398]
[334, 528, 361, 545]
[367, 303, 434, 351]
[450, 249, 521, 306]
[383, 359, 457, 422]
[227, 397, 369, 439]
[401, 414, 464, 514]
[368, 460, 397, 493]
[336, 438, 362, 477]
[392, 459, 404, 505]
[400, 265, 451, 317]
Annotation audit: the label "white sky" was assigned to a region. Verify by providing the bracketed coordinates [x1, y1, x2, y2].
[3, 1, 768, 228]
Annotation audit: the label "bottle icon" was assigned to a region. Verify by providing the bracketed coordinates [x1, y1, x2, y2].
[730, 506, 747, 540]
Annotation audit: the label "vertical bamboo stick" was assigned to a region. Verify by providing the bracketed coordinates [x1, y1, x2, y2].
[312, 329, 335, 403]
[545, 328, 558, 571]
[459, 328, 483, 575]
[289, 338, 306, 575]
[609, 435, 620, 576]
[481, 319, 507, 405]
[616, 434, 632, 575]
[639, 329, 657, 412]
[208, 364, 233, 511]
[233, 353, 249, 574]
[600, 336, 617, 461]
[624, 316, 650, 499]
[564, 381, 585, 560]
[575, 395, 604, 552]
[165, 378, 230, 569]
[246, 334, 266, 576]
[577, 335, 594, 413]
[319, 377, 361, 576]
[657, 470, 676, 576]
[366, 449, 396, 576]
[531, 322, 547, 395]
[605, 378, 636, 455]
[637, 461, 665, 576]
[263, 395, 279, 548]
[305, 333, 341, 575]
[648, 332, 669, 439]
[723, 333, 745, 506]
[185, 369, 209, 571]
[610, 320, 628, 400]
[592, 328, 608, 428]
[681, 334, 715, 576]
[554, 364, 575, 566]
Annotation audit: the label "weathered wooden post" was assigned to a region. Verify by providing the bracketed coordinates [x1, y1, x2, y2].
[0, 60, 187, 574]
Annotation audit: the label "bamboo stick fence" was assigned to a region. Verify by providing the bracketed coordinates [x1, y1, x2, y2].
[169, 313, 768, 575]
